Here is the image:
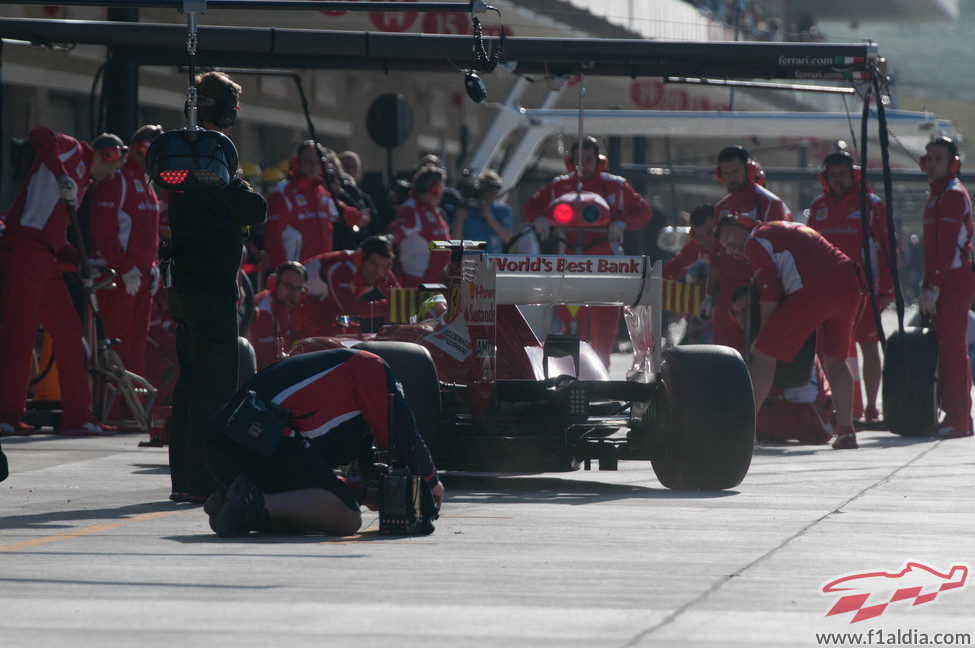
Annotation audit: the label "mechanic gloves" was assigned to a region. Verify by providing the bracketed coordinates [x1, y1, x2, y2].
[121, 266, 143, 296]
[919, 285, 940, 316]
[58, 175, 79, 208]
[534, 218, 551, 241]
[698, 294, 716, 320]
[150, 266, 161, 295]
[608, 220, 626, 254]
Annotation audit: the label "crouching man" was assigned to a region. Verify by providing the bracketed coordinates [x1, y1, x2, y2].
[716, 217, 863, 450]
[204, 348, 443, 537]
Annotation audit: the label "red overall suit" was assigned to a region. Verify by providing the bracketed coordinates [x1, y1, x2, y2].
[295, 249, 400, 337]
[744, 221, 862, 363]
[264, 173, 361, 268]
[524, 170, 652, 366]
[146, 290, 177, 405]
[0, 127, 97, 429]
[88, 154, 160, 377]
[248, 289, 300, 369]
[712, 183, 791, 352]
[157, 191, 170, 242]
[757, 357, 834, 444]
[387, 196, 450, 288]
[923, 175, 975, 432]
[663, 232, 712, 281]
[807, 184, 893, 345]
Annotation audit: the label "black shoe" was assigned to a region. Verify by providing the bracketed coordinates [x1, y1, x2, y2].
[208, 474, 267, 538]
[0, 449, 8, 483]
[203, 489, 224, 516]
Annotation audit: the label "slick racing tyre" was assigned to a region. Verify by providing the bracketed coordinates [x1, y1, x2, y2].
[353, 341, 443, 455]
[237, 271, 256, 337]
[237, 336, 257, 388]
[882, 326, 939, 436]
[650, 345, 755, 490]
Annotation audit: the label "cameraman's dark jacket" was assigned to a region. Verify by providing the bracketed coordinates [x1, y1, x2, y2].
[167, 176, 267, 495]
[168, 177, 266, 292]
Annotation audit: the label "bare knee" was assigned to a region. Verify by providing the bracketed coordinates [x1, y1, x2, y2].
[328, 508, 362, 537]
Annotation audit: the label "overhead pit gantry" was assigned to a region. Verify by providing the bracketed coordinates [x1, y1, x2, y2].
[0, 1, 936, 343]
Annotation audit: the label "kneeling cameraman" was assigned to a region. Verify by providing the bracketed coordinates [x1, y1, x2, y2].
[204, 348, 443, 537]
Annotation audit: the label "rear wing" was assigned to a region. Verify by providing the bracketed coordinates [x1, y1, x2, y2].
[477, 254, 661, 308]
[460, 253, 663, 374]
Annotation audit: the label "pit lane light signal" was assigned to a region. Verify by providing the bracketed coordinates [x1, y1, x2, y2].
[545, 191, 611, 229]
[158, 169, 189, 185]
[553, 203, 573, 224]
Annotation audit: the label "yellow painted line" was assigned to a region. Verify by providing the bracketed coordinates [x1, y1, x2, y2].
[320, 526, 438, 545]
[0, 510, 179, 553]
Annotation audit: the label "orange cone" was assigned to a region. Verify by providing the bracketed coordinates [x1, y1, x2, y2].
[32, 332, 61, 401]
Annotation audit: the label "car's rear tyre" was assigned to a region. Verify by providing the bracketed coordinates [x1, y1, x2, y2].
[882, 326, 939, 436]
[650, 345, 755, 490]
[353, 341, 443, 455]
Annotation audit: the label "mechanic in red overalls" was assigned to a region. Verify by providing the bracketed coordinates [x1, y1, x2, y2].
[524, 136, 653, 367]
[807, 150, 893, 422]
[248, 261, 307, 369]
[919, 136, 975, 439]
[264, 141, 361, 268]
[88, 124, 164, 378]
[0, 129, 125, 436]
[204, 348, 443, 537]
[386, 165, 451, 289]
[662, 204, 715, 281]
[717, 217, 863, 449]
[702, 146, 791, 354]
[296, 235, 400, 337]
[756, 357, 834, 445]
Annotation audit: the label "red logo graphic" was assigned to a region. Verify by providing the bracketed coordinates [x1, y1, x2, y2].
[822, 561, 968, 623]
[369, 0, 417, 32]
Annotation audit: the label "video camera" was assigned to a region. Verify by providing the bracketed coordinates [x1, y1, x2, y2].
[377, 463, 439, 536]
[457, 170, 482, 208]
[351, 427, 438, 536]
[458, 169, 503, 209]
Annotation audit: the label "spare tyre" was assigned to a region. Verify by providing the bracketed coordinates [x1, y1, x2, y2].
[882, 326, 938, 436]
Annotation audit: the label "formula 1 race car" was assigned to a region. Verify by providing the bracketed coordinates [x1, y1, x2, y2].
[299, 242, 756, 491]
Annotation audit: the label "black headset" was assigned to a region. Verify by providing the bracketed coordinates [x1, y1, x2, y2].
[186, 86, 239, 129]
[413, 167, 446, 195]
[465, 16, 506, 104]
[209, 86, 240, 128]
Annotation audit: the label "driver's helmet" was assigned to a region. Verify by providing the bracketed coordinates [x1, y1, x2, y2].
[418, 293, 448, 326]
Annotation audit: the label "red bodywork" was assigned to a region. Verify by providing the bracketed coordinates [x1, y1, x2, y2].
[293, 256, 608, 416]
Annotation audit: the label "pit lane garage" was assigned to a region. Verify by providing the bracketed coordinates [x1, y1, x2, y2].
[0, 0, 938, 487]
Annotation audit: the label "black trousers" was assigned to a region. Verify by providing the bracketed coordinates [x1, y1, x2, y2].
[168, 282, 239, 496]
[205, 429, 360, 512]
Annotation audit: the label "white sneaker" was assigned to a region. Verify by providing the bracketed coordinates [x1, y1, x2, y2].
[930, 425, 974, 439]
